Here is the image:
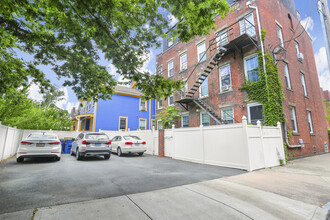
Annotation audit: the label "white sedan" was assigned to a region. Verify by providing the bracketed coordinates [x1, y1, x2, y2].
[111, 135, 146, 156]
[16, 133, 62, 162]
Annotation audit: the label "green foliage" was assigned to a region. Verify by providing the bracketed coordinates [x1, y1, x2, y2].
[155, 105, 181, 129]
[261, 30, 267, 42]
[0, 88, 72, 130]
[40, 88, 65, 108]
[328, 128, 330, 141]
[240, 50, 285, 126]
[1, 0, 229, 101]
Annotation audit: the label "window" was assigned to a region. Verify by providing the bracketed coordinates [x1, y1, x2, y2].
[139, 99, 147, 111]
[216, 29, 228, 46]
[247, 103, 263, 125]
[157, 120, 163, 130]
[239, 13, 256, 36]
[307, 111, 314, 134]
[168, 39, 174, 48]
[283, 63, 291, 89]
[277, 25, 284, 47]
[221, 107, 234, 124]
[295, 41, 300, 58]
[168, 94, 174, 106]
[201, 112, 210, 126]
[199, 78, 208, 97]
[288, 14, 293, 29]
[244, 55, 259, 82]
[180, 52, 187, 71]
[158, 100, 162, 109]
[168, 60, 174, 77]
[182, 115, 189, 128]
[197, 41, 206, 62]
[219, 65, 231, 92]
[289, 107, 298, 133]
[119, 117, 128, 131]
[157, 66, 163, 75]
[139, 118, 147, 130]
[301, 73, 307, 96]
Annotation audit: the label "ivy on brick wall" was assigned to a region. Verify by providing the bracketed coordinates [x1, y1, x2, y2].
[240, 50, 285, 126]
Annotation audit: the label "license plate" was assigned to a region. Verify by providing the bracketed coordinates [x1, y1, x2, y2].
[135, 143, 140, 146]
[94, 143, 101, 146]
[36, 143, 45, 147]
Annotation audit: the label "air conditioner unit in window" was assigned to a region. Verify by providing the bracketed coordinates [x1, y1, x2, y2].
[298, 53, 304, 60]
[221, 85, 231, 91]
[182, 63, 187, 70]
[140, 106, 146, 111]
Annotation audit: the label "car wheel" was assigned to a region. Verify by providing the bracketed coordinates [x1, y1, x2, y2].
[16, 157, 24, 163]
[138, 152, 144, 156]
[117, 147, 122, 157]
[70, 149, 74, 156]
[55, 157, 61, 161]
[104, 154, 110, 160]
[76, 148, 82, 160]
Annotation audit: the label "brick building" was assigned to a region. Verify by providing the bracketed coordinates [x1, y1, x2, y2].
[155, 0, 329, 157]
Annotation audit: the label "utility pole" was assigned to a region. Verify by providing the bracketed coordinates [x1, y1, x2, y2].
[318, 0, 330, 73]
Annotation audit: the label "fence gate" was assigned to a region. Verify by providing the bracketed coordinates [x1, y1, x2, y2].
[164, 130, 173, 157]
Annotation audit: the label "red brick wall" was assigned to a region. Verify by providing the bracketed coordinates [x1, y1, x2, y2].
[158, 130, 165, 157]
[156, 0, 329, 157]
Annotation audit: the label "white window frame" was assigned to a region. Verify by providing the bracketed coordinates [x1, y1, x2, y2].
[157, 100, 162, 109]
[219, 64, 232, 92]
[295, 41, 300, 59]
[199, 77, 208, 98]
[168, 59, 174, 77]
[283, 62, 291, 89]
[157, 66, 163, 75]
[247, 103, 263, 124]
[244, 53, 259, 82]
[181, 113, 189, 128]
[221, 107, 234, 124]
[301, 73, 307, 96]
[168, 94, 174, 106]
[200, 112, 210, 127]
[216, 29, 228, 47]
[180, 52, 187, 71]
[239, 13, 256, 36]
[139, 99, 147, 111]
[307, 111, 314, 134]
[276, 24, 284, 48]
[197, 41, 206, 62]
[289, 107, 298, 133]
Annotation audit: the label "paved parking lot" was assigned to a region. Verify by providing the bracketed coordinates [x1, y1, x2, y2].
[0, 154, 245, 214]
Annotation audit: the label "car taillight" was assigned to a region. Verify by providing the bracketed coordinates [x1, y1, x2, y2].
[49, 142, 61, 145]
[82, 140, 91, 145]
[105, 141, 111, 145]
[142, 141, 146, 145]
[21, 141, 32, 145]
[125, 142, 133, 145]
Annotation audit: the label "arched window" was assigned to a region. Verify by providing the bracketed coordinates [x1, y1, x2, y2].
[288, 14, 293, 29]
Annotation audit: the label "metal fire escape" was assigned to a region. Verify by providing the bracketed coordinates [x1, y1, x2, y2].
[176, 16, 259, 125]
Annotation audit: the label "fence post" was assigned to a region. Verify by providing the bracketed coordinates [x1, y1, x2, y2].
[200, 124, 205, 164]
[258, 120, 267, 169]
[277, 121, 286, 164]
[1, 125, 9, 161]
[242, 116, 252, 171]
[172, 124, 175, 158]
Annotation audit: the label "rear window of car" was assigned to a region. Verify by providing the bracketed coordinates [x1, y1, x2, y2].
[123, 136, 141, 140]
[28, 134, 57, 140]
[85, 134, 109, 140]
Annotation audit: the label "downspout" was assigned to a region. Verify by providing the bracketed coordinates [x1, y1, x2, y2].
[283, 122, 303, 148]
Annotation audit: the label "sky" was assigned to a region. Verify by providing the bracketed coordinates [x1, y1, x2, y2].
[27, 0, 330, 112]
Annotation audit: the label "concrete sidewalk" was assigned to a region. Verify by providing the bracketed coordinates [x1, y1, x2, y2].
[1, 154, 330, 220]
[2, 179, 328, 220]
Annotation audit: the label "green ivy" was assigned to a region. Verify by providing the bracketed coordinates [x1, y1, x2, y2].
[240, 50, 285, 126]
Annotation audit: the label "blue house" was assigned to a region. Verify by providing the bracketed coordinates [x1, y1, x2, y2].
[73, 85, 156, 131]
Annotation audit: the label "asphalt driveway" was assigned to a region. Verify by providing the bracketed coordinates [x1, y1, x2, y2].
[0, 154, 245, 214]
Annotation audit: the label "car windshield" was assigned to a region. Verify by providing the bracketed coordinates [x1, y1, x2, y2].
[85, 134, 109, 141]
[123, 136, 141, 140]
[27, 134, 57, 140]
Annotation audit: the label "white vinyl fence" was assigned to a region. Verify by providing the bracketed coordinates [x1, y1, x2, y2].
[163, 116, 286, 171]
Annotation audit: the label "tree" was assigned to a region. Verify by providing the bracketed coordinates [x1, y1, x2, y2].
[0, 0, 229, 101]
[40, 87, 65, 108]
[155, 105, 181, 129]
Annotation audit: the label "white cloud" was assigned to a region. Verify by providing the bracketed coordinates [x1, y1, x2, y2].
[65, 101, 80, 112]
[168, 13, 178, 27]
[301, 16, 316, 41]
[55, 87, 68, 109]
[28, 81, 43, 102]
[314, 47, 330, 91]
[108, 63, 118, 76]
